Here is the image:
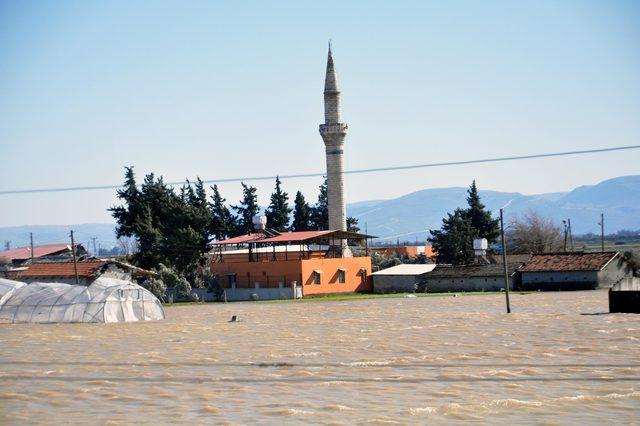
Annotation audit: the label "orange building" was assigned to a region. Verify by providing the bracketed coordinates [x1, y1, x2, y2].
[370, 245, 434, 258]
[210, 230, 373, 299]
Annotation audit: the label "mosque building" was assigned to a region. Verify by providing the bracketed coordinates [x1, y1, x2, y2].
[209, 45, 373, 301]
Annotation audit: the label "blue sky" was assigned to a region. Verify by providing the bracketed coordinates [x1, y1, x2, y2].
[1, 0, 639, 226]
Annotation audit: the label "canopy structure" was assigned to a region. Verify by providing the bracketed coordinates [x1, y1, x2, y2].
[0, 277, 165, 324]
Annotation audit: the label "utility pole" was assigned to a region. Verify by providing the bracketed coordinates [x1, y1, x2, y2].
[90, 237, 98, 258]
[70, 230, 79, 285]
[568, 218, 574, 251]
[599, 213, 605, 252]
[500, 208, 511, 314]
[563, 220, 568, 252]
[29, 232, 35, 263]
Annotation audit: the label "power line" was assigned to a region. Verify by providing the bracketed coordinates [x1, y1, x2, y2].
[1, 144, 638, 196]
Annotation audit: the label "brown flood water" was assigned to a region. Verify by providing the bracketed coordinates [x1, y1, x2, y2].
[1, 291, 639, 424]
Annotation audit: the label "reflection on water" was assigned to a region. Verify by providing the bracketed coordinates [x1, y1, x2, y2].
[1, 291, 639, 423]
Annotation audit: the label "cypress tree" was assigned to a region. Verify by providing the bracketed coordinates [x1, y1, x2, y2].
[209, 184, 236, 240]
[232, 182, 259, 235]
[428, 208, 475, 265]
[109, 166, 142, 238]
[291, 191, 312, 231]
[311, 177, 329, 230]
[464, 180, 500, 243]
[265, 176, 291, 231]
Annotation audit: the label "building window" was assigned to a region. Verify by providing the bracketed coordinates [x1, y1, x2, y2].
[338, 270, 345, 283]
[313, 271, 321, 285]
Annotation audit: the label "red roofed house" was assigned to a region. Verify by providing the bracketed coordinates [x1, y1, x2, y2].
[210, 230, 374, 301]
[18, 260, 154, 286]
[519, 252, 632, 291]
[0, 243, 86, 266]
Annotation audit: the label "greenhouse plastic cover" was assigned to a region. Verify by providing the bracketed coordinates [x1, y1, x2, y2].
[0, 276, 165, 323]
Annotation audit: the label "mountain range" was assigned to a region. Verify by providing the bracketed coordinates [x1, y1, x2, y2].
[1, 175, 639, 248]
[348, 175, 640, 241]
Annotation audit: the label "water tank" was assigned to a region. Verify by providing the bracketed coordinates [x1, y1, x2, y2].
[473, 238, 488, 256]
[473, 238, 488, 250]
[252, 214, 267, 230]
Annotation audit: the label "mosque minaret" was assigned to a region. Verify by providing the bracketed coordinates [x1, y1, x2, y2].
[319, 43, 350, 255]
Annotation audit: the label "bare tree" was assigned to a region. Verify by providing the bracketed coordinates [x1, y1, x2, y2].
[117, 236, 138, 257]
[506, 211, 564, 254]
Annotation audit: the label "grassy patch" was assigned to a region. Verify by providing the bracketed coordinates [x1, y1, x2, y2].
[163, 291, 511, 306]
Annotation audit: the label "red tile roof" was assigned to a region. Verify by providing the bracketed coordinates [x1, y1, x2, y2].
[0, 243, 72, 261]
[519, 252, 619, 272]
[215, 233, 267, 245]
[18, 261, 105, 278]
[255, 230, 334, 243]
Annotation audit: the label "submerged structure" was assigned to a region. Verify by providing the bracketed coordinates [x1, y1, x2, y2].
[0, 277, 164, 323]
[210, 230, 373, 301]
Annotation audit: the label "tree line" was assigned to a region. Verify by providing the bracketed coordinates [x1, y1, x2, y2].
[109, 167, 359, 278]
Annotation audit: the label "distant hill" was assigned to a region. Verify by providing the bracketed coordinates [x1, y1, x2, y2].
[348, 175, 640, 241]
[1, 175, 639, 247]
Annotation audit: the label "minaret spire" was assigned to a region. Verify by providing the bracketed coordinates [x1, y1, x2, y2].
[319, 43, 350, 256]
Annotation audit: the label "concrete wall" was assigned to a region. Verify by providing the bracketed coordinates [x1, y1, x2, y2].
[422, 276, 512, 293]
[373, 275, 421, 293]
[598, 258, 632, 288]
[521, 270, 600, 290]
[166, 285, 303, 302]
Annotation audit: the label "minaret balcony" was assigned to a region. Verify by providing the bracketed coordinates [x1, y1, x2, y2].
[319, 123, 348, 135]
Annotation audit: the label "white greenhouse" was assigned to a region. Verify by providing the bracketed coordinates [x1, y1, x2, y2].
[0, 277, 165, 324]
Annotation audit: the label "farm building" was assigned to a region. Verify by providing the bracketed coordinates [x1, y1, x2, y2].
[17, 260, 155, 286]
[0, 243, 86, 266]
[371, 264, 437, 293]
[519, 252, 631, 290]
[419, 260, 528, 293]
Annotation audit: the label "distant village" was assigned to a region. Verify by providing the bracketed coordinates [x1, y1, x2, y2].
[1, 45, 639, 320]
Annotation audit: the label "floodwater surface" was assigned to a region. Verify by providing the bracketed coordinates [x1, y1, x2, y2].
[1, 291, 639, 424]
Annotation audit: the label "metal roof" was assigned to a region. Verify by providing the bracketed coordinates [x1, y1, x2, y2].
[215, 230, 375, 245]
[0, 243, 72, 261]
[215, 233, 266, 245]
[372, 264, 437, 276]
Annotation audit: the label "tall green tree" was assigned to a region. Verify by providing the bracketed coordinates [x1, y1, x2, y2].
[209, 184, 236, 240]
[232, 182, 259, 235]
[464, 180, 500, 243]
[428, 208, 475, 265]
[265, 176, 291, 231]
[290, 191, 312, 231]
[110, 166, 142, 238]
[109, 169, 213, 279]
[427, 180, 499, 264]
[311, 177, 329, 230]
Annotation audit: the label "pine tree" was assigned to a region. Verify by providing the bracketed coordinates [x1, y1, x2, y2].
[109, 166, 142, 238]
[428, 208, 475, 265]
[209, 184, 236, 240]
[265, 176, 291, 231]
[291, 191, 312, 231]
[311, 177, 329, 230]
[464, 180, 500, 243]
[232, 182, 259, 235]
